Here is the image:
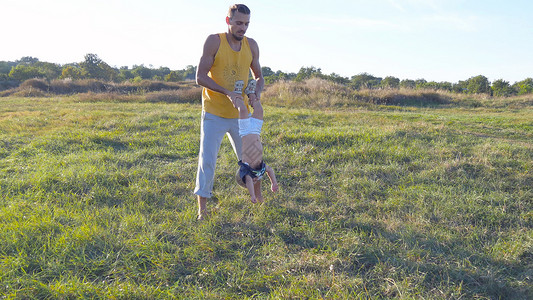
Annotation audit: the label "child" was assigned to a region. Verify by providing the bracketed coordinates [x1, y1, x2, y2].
[234, 79, 278, 203]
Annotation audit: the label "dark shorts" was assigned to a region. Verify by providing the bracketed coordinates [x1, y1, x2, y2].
[238, 160, 266, 184]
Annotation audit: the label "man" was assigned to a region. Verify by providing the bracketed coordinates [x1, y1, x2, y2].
[194, 4, 264, 220]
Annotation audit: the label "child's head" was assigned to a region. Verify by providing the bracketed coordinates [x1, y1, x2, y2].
[235, 168, 246, 188]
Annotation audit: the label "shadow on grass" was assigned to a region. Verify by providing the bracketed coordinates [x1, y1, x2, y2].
[305, 213, 531, 299]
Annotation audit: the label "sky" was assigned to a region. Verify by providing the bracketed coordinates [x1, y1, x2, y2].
[2, 0, 532, 83]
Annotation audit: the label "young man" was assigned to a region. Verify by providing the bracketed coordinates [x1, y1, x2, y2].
[194, 4, 264, 220]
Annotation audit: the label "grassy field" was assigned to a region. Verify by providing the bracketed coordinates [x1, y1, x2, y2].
[0, 89, 532, 299]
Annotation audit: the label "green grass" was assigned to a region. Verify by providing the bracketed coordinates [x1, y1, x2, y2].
[0, 95, 532, 299]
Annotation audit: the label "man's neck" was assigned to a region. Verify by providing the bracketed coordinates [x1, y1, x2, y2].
[226, 32, 242, 51]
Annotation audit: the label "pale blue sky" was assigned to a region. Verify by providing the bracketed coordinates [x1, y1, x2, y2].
[2, 0, 532, 83]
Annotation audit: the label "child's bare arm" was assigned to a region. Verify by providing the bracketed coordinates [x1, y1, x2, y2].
[265, 165, 278, 192]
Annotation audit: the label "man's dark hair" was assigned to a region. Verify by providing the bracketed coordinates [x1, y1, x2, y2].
[228, 4, 250, 19]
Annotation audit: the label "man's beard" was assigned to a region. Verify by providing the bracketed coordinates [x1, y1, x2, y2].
[232, 33, 244, 41]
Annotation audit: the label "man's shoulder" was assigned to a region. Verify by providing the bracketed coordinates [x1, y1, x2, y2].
[203, 34, 223, 53]
[245, 37, 259, 55]
[206, 33, 222, 43]
[246, 36, 257, 45]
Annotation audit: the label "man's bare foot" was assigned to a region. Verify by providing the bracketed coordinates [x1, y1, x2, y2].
[197, 195, 207, 221]
[271, 183, 279, 192]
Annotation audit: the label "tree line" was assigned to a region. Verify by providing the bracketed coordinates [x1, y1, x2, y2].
[266, 66, 533, 97]
[1, 55, 532, 97]
[0, 54, 196, 85]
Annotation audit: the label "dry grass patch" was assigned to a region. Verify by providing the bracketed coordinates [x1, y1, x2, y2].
[145, 87, 202, 103]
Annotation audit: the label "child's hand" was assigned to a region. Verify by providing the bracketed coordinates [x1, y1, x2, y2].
[271, 183, 278, 192]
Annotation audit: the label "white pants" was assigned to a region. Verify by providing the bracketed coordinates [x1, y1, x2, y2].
[238, 117, 263, 137]
[194, 112, 242, 198]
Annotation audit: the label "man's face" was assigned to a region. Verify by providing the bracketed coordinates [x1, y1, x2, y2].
[227, 12, 250, 41]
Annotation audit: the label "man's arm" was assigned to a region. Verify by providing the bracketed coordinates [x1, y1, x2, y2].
[247, 38, 264, 101]
[196, 34, 243, 107]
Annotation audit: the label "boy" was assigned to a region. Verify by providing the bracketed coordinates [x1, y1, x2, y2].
[234, 79, 278, 203]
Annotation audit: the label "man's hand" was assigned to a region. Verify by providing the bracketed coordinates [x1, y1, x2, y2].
[227, 91, 244, 109]
[248, 93, 258, 108]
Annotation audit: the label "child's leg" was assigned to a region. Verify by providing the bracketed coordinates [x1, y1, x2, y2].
[254, 180, 263, 202]
[250, 98, 263, 120]
[244, 174, 256, 203]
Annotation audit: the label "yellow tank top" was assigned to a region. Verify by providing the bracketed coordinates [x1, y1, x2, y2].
[202, 33, 252, 118]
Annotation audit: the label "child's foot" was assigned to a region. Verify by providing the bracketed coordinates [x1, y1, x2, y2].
[271, 183, 278, 192]
[250, 196, 257, 204]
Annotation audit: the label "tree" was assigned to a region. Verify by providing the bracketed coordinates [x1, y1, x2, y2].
[351, 73, 382, 89]
[8, 65, 44, 81]
[153, 66, 171, 79]
[466, 75, 491, 94]
[80, 53, 117, 81]
[17, 56, 39, 65]
[165, 71, 183, 82]
[415, 79, 427, 89]
[35, 61, 62, 80]
[453, 80, 468, 93]
[264, 70, 292, 84]
[261, 66, 274, 77]
[60, 66, 83, 79]
[381, 76, 400, 89]
[118, 66, 134, 81]
[80, 53, 102, 78]
[323, 73, 350, 85]
[491, 79, 513, 97]
[418, 81, 435, 90]
[513, 78, 533, 95]
[0, 61, 17, 75]
[295, 66, 321, 82]
[400, 79, 416, 89]
[132, 65, 152, 80]
[183, 65, 197, 80]
[417, 81, 452, 91]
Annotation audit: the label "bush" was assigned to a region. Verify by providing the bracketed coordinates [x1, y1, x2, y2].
[12, 87, 47, 97]
[20, 79, 49, 91]
[48, 79, 108, 94]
